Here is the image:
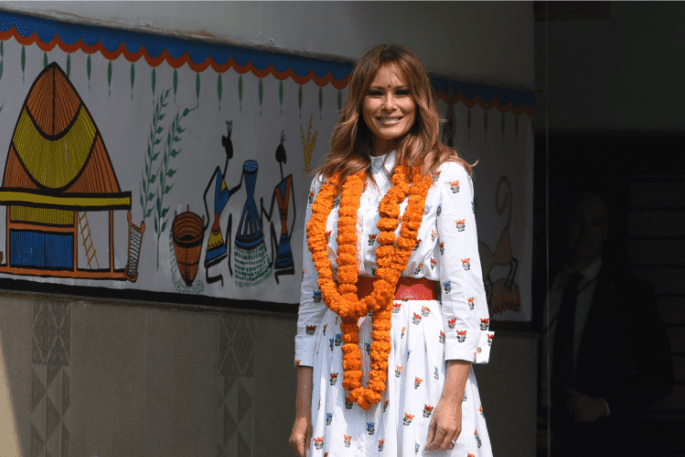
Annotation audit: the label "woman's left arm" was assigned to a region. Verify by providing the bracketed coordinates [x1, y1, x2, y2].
[426, 162, 493, 451]
[425, 360, 471, 451]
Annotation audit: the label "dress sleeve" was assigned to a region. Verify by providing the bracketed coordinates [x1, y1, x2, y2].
[294, 175, 328, 367]
[436, 162, 493, 364]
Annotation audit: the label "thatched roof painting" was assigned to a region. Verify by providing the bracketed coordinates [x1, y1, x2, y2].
[0, 62, 130, 209]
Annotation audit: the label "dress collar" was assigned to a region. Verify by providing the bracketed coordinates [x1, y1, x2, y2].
[370, 150, 396, 175]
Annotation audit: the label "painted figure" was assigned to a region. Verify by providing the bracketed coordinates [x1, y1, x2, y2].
[261, 130, 297, 284]
[234, 159, 272, 286]
[203, 120, 243, 286]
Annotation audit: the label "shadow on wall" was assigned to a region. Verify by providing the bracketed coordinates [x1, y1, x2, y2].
[0, 294, 31, 455]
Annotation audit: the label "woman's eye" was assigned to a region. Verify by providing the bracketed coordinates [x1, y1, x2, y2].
[397, 90, 410, 96]
[368, 91, 383, 97]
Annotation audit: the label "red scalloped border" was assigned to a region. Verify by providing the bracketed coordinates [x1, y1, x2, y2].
[0, 27, 351, 89]
[1, 27, 534, 114]
[435, 89, 535, 116]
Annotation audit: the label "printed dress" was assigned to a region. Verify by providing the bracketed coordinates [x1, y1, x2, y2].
[295, 152, 493, 456]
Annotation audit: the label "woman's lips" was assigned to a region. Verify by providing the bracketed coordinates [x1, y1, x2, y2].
[377, 117, 402, 124]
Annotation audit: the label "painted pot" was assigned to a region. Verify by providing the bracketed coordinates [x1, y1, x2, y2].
[172, 206, 205, 286]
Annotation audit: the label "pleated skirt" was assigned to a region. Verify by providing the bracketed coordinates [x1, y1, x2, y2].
[309, 300, 493, 456]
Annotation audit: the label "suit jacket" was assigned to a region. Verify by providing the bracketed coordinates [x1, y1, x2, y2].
[573, 267, 673, 420]
[550, 265, 674, 456]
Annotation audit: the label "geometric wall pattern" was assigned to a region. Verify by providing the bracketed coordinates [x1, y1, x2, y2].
[31, 301, 71, 457]
[217, 315, 254, 457]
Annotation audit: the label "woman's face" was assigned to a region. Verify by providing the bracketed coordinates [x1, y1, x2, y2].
[362, 63, 416, 157]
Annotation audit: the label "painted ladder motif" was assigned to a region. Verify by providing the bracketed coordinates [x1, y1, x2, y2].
[78, 212, 100, 269]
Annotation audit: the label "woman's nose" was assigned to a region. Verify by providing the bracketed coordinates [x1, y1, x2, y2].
[381, 94, 395, 110]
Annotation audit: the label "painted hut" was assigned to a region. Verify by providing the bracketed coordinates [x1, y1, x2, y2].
[0, 62, 143, 280]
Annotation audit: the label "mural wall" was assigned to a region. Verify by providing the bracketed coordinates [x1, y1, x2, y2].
[0, 11, 535, 320]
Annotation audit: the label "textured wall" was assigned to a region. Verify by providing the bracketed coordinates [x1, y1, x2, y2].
[0, 295, 536, 456]
[0, 294, 301, 456]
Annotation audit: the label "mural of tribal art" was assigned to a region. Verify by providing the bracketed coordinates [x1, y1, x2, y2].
[0, 11, 535, 319]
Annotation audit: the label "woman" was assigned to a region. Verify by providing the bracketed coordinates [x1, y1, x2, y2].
[291, 44, 493, 456]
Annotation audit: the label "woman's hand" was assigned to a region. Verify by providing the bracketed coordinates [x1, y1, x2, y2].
[425, 397, 462, 451]
[289, 409, 312, 457]
[290, 366, 313, 457]
[426, 360, 471, 452]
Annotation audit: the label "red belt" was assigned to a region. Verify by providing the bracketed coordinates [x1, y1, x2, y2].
[356, 276, 439, 301]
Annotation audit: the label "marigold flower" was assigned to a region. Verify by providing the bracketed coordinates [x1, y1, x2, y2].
[305, 166, 431, 409]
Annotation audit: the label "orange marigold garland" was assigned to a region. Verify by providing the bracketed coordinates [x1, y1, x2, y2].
[306, 165, 432, 409]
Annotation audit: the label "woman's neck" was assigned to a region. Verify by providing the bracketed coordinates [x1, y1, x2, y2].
[370, 138, 397, 157]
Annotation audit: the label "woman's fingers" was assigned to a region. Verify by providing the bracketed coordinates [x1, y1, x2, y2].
[289, 416, 311, 457]
[437, 425, 462, 451]
[426, 415, 438, 451]
[427, 424, 460, 451]
[289, 433, 308, 457]
[425, 401, 463, 451]
[425, 414, 438, 448]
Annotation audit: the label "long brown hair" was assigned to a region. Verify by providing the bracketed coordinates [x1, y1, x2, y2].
[317, 44, 472, 188]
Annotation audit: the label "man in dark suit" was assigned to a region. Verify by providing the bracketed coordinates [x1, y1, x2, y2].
[543, 191, 673, 457]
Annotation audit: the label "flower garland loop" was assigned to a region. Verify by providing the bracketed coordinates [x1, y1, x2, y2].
[306, 165, 432, 409]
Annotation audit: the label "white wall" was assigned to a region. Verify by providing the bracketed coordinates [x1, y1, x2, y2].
[1, 1, 534, 88]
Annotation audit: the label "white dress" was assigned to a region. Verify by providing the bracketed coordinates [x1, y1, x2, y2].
[295, 151, 493, 456]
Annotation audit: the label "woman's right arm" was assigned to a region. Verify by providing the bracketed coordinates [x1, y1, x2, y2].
[290, 366, 313, 457]
[291, 176, 326, 455]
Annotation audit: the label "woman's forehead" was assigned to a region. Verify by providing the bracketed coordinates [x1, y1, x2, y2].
[369, 63, 410, 87]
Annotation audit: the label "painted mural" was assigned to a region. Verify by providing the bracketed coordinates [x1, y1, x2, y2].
[0, 11, 535, 320]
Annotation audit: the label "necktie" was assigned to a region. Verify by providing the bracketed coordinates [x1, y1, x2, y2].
[551, 272, 583, 406]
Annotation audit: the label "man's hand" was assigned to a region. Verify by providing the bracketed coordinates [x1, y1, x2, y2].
[566, 389, 608, 423]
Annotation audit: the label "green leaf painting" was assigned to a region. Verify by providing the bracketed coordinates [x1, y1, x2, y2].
[153, 103, 195, 267]
[87, 55, 91, 81]
[279, 80, 283, 107]
[66, 54, 71, 77]
[0, 41, 3, 58]
[258, 78, 263, 106]
[173, 69, 178, 96]
[0, 61, 3, 82]
[21, 46, 25, 75]
[43, 52, 48, 68]
[217, 74, 222, 102]
[131, 63, 135, 91]
[108, 61, 112, 87]
[151, 68, 156, 95]
[238, 75, 243, 102]
[141, 89, 169, 230]
[318, 87, 323, 114]
[298, 86, 302, 112]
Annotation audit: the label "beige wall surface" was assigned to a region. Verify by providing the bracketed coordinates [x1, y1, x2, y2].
[0, 295, 536, 457]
